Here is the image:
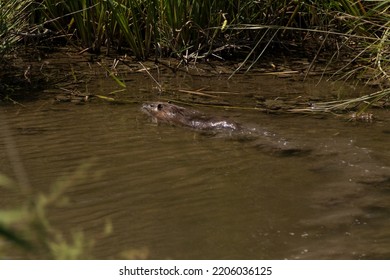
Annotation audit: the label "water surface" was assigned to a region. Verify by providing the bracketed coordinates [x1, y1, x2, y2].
[1, 73, 389, 259]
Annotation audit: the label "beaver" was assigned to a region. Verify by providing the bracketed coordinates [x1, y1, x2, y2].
[141, 101, 310, 156]
[141, 102, 241, 131]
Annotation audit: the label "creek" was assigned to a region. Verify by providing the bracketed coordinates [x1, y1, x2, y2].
[1, 71, 389, 259]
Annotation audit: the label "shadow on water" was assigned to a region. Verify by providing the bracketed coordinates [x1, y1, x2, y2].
[1, 73, 389, 259]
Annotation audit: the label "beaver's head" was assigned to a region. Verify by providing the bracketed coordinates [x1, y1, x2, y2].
[141, 102, 186, 123]
[142, 102, 164, 113]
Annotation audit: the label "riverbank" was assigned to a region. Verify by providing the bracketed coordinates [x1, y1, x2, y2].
[1, 0, 389, 112]
[1, 46, 388, 119]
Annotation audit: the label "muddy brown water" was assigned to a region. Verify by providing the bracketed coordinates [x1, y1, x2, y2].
[1, 73, 389, 259]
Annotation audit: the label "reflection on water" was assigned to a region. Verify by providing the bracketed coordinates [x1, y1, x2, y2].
[1, 74, 389, 259]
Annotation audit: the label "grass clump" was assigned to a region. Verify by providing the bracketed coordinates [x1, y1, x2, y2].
[39, 0, 231, 60]
[0, 0, 33, 59]
[34, 1, 389, 75]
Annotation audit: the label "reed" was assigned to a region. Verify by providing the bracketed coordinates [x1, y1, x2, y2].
[223, 0, 390, 106]
[3, 0, 390, 99]
[38, 0, 255, 59]
[35, 1, 389, 62]
[0, 0, 33, 59]
[289, 87, 390, 115]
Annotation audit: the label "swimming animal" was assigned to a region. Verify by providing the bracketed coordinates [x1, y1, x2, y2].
[141, 102, 241, 131]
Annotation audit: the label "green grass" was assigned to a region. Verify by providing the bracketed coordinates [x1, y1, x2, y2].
[2, 1, 388, 58]
[39, 0, 231, 59]
[0, 0, 33, 59]
[33, 1, 389, 70]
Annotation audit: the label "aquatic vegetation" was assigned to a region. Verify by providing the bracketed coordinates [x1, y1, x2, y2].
[289, 87, 389, 117]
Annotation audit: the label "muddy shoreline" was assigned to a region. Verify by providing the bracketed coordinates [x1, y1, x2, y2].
[1, 47, 387, 122]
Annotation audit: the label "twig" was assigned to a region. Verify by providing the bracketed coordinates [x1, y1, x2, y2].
[138, 62, 163, 92]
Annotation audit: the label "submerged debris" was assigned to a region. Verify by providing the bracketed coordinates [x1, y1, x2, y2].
[54, 90, 93, 104]
[348, 112, 374, 122]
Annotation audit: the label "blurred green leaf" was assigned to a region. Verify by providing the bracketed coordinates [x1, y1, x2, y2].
[0, 209, 28, 224]
[0, 224, 32, 250]
[0, 174, 16, 189]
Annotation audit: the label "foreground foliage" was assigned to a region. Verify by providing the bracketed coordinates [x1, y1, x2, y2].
[0, 162, 103, 259]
